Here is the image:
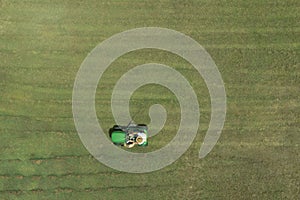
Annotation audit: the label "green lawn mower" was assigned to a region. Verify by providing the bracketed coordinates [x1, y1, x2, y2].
[109, 122, 148, 148]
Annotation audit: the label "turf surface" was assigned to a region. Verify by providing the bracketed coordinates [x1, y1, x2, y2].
[0, 0, 299, 199]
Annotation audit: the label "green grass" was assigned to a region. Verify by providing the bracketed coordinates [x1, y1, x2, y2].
[1, 0, 299, 199]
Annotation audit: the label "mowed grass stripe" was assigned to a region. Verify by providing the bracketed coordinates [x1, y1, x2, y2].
[1, 34, 298, 54]
[2, 48, 298, 86]
[0, 171, 182, 191]
[0, 183, 184, 200]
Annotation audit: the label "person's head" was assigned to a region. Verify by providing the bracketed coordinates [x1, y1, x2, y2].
[136, 136, 144, 144]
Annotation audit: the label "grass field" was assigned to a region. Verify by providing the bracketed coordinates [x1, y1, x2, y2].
[0, 0, 299, 199]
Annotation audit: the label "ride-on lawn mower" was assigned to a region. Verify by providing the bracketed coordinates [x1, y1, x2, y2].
[109, 122, 148, 148]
